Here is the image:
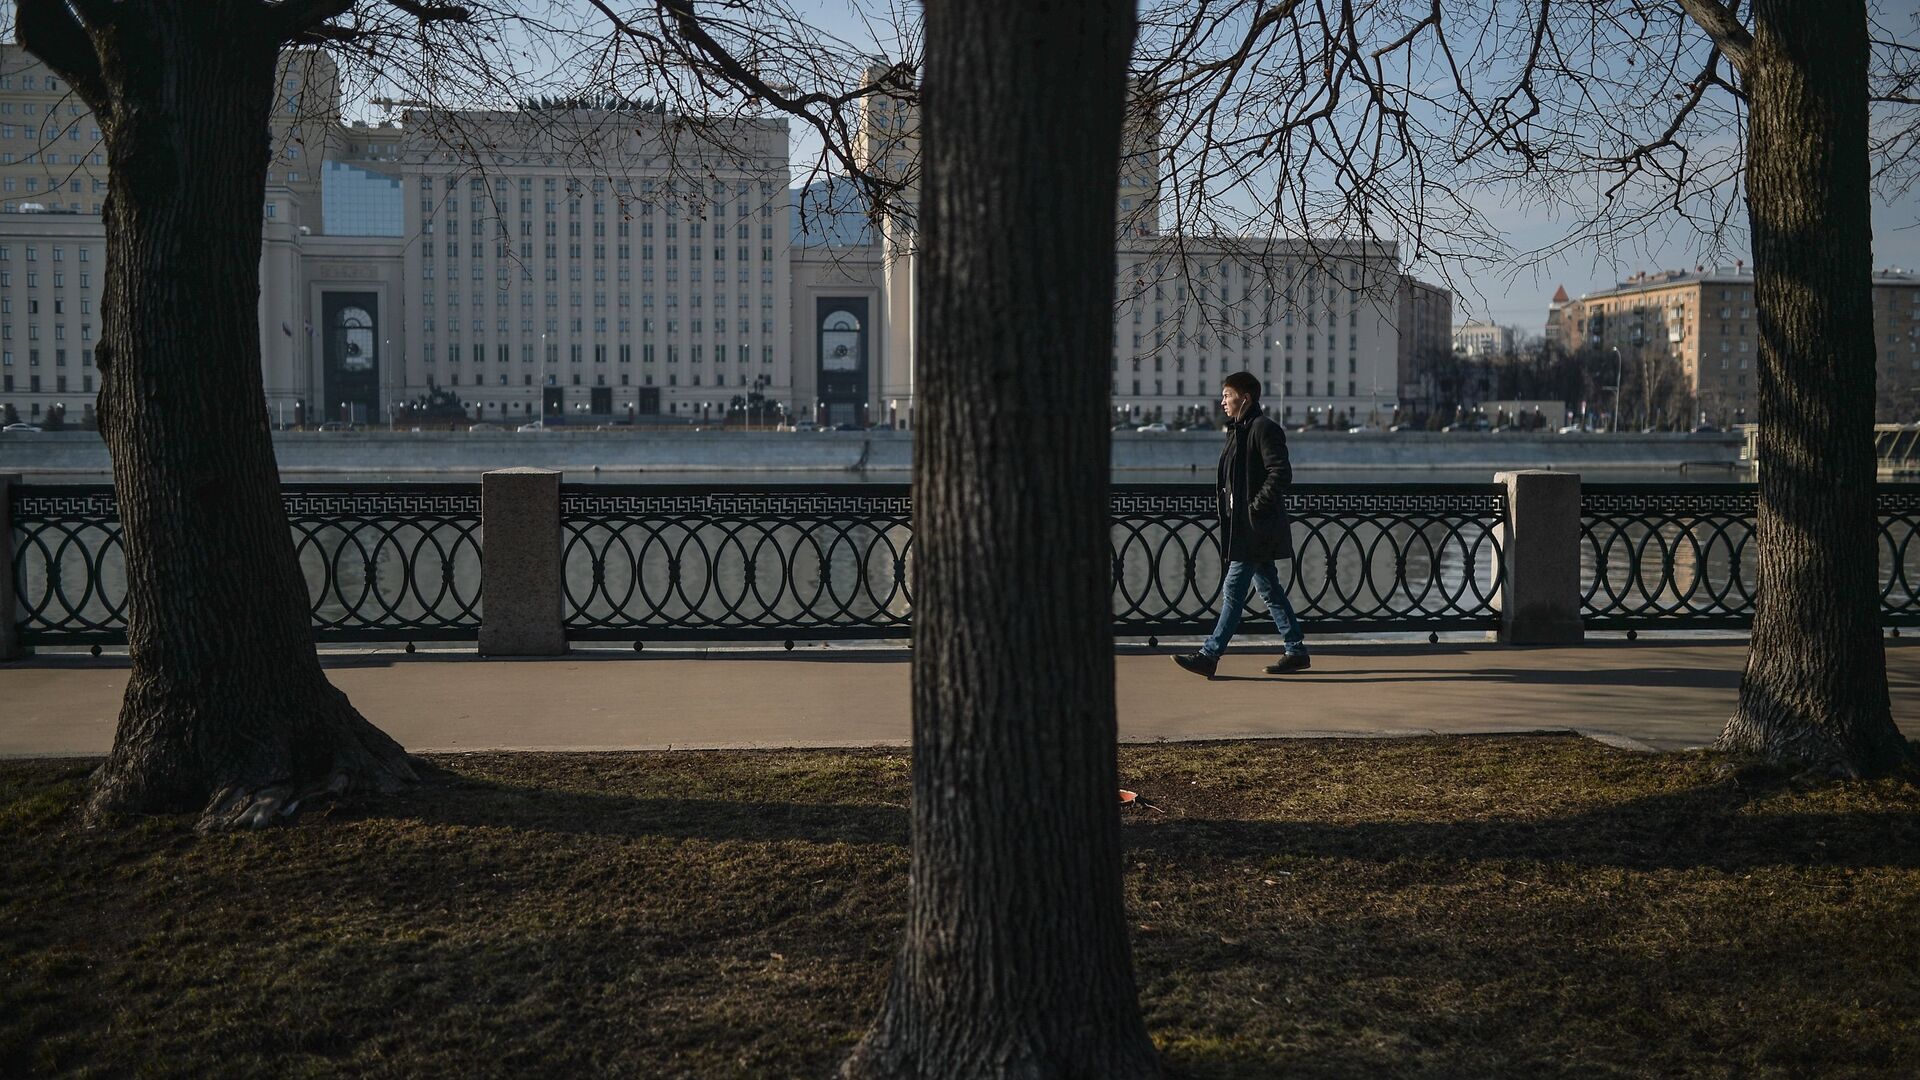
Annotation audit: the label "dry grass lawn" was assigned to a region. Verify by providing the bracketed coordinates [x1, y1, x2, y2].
[4, 735, 1919, 1078]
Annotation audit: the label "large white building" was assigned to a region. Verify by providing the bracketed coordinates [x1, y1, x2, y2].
[1451, 319, 1519, 358]
[0, 45, 1447, 431]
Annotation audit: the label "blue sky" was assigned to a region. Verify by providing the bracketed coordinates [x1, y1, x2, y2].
[780, 0, 1920, 336]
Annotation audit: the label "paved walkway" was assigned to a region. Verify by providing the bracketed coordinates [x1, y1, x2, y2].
[5, 638, 1918, 757]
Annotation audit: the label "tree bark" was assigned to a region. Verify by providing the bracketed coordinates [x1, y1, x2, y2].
[18, 1, 416, 826]
[838, 2, 1159, 1078]
[1719, 0, 1914, 776]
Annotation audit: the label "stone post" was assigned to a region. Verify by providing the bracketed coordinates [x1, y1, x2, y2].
[479, 468, 566, 656]
[1494, 470, 1584, 645]
[0, 474, 17, 660]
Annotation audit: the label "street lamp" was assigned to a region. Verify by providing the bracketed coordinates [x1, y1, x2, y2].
[1609, 346, 1624, 433]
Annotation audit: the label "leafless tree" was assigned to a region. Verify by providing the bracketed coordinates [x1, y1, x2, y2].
[9, 0, 924, 827]
[1134, 0, 1920, 774]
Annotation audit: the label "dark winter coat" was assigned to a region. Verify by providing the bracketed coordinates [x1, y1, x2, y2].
[1215, 406, 1295, 562]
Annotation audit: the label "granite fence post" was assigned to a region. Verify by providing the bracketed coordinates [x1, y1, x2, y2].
[478, 468, 566, 656]
[1495, 470, 1585, 645]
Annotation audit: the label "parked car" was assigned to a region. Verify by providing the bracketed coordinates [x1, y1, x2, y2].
[1136, 422, 1170, 433]
[517, 420, 547, 432]
[468, 422, 504, 432]
[2, 422, 41, 433]
[315, 421, 358, 432]
[833, 422, 865, 431]
[1557, 424, 1586, 434]
[792, 419, 818, 432]
[1691, 424, 1722, 434]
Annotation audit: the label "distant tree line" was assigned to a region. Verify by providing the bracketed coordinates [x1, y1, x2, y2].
[1415, 344, 1750, 431]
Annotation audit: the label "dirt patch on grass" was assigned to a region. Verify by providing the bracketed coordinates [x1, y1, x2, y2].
[4, 737, 1918, 1078]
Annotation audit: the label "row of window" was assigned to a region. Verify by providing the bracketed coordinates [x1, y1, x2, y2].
[1129, 331, 1360, 352]
[0, 271, 92, 288]
[422, 266, 778, 289]
[0, 125, 99, 141]
[0, 76, 71, 92]
[425, 219, 778, 243]
[425, 199, 776, 223]
[1115, 379, 1369, 399]
[420, 343, 777, 365]
[1, 373, 90, 394]
[0, 245, 91, 261]
[425, 239, 777, 263]
[423, 290, 767, 310]
[0, 173, 102, 191]
[1121, 307, 1363, 330]
[439, 370, 751, 389]
[0, 323, 91, 341]
[1112, 354, 1360, 376]
[3, 297, 89, 313]
[422, 317, 776, 335]
[0, 348, 92, 365]
[421, 176, 780, 198]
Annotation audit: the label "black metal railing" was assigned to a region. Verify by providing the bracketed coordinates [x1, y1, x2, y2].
[556, 483, 1506, 640]
[1105, 485, 1505, 637]
[16, 479, 1918, 647]
[10, 484, 482, 645]
[561, 485, 914, 641]
[1580, 483, 1920, 628]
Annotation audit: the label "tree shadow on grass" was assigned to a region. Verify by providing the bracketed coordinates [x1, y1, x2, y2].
[1139, 904, 1919, 1079]
[384, 763, 911, 848]
[383, 757, 1920, 873]
[1125, 773, 1920, 872]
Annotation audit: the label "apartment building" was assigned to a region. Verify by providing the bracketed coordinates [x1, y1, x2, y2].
[1546, 266, 1920, 423]
[1397, 277, 1452, 412]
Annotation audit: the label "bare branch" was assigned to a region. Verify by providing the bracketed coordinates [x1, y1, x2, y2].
[15, 0, 110, 115]
[1676, 0, 1754, 76]
[386, 0, 471, 24]
[270, 0, 355, 40]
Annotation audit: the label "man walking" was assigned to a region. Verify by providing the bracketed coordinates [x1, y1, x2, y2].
[1174, 371, 1310, 678]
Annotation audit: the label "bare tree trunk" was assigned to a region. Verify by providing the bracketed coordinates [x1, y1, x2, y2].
[839, 1, 1160, 1077]
[20, 1, 416, 826]
[1720, 0, 1913, 776]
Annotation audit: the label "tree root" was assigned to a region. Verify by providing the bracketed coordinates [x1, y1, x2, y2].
[195, 748, 420, 832]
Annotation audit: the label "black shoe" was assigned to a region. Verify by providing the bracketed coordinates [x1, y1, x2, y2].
[1264, 653, 1311, 674]
[1173, 652, 1218, 679]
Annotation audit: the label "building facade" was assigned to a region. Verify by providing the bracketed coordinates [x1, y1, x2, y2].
[0, 44, 1452, 431]
[1451, 319, 1518, 358]
[1397, 276, 1452, 414]
[1110, 240, 1407, 426]
[1546, 266, 1920, 424]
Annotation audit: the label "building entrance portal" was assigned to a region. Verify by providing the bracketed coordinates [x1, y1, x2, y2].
[817, 297, 869, 427]
[321, 292, 379, 425]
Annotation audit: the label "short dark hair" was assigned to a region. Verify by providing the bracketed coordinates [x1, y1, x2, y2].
[1222, 371, 1261, 401]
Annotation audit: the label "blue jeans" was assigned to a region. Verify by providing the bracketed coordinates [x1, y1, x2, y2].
[1200, 560, 1307, 659]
